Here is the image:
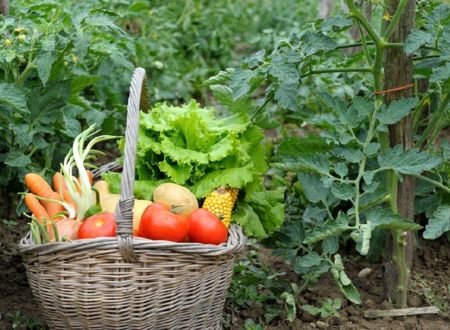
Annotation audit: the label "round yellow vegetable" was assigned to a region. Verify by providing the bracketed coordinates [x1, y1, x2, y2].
[153, 183, 198, 216]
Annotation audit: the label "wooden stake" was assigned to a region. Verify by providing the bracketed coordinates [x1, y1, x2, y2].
[364, 306, 440, 318]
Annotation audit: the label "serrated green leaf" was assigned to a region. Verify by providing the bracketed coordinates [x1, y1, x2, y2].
[274, 153, 330, 175]
[430, 63, 450, 83]
[377, 98, 418, 125]
[304, 222, 350, 244]
[35, 51, 56, 86]
[269, 57, 299, 83]
[320, 15, 353, 32]
[0, 83, 29, 113]
[230, 68, 255, 100]
[210, 84, 253, 113]
[405, 30, 432, 55]
[331, 182, 355, 201]
[243, 49, 265, 69]
[423, 204, 450, 239]
[333, 147, 364, 163]
[277, 135, 331, 157]
[302, 31, 337, 56]
[296, 252, 322, 268]
[274, 82, 298, 110]
[298, 173, 329, 203]
[83, 14, 126, 36]
[365, 207, 422, 231]
[352, 96, 374, 116]
[378, 146, 442, 174]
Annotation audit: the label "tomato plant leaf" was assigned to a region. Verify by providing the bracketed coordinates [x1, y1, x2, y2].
[298, 173, 330, 203]
[377, 146, 442, 174]
[209, 84, 253, 113]
[320, 15, 353, 32]
[274, 82, 298, 110]
[377, 98, 418, 125]
[331, 182, 355, 201]
[35, 51, 57, 86]
[230, 68, 256, 100]
[0, 83, 29, 113]
[269, 55, 299, 83]
[295, 252, 321, 268]
[423, 204, 450, 239]
[302, 31, 337, 56]
[322, 236, 339, 254]
[405, 30, 433, 55]
[303, 222, 350, 244]
[430, 62, 450, 83]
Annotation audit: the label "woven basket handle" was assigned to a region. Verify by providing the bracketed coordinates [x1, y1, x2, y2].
[115, 68, 149, 263]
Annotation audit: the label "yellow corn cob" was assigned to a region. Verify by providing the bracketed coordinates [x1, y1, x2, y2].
[202, 187, 239, 228]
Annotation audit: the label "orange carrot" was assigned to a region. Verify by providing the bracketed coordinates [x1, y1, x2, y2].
[24, 193, 48, 223]
[46, 191, 65, 219]
[87, 170, 93, 185]
[25, 173, 54, 198]
[25, 173, 64, 218]
[53, 172, 75, 209]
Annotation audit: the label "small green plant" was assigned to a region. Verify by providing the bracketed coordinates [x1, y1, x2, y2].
[301, 298, 342, 318]
[226, 243, 299, 324]
[243, 319, 264, 330]
[6, 310, 47, 330]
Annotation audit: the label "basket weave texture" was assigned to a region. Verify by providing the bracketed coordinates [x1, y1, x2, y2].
[19, 68, 245, 330]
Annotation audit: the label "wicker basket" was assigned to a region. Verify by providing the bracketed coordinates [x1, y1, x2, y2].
[19, 68, 245, 330]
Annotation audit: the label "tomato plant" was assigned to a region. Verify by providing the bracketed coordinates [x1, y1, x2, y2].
[211, 0, 450, 308]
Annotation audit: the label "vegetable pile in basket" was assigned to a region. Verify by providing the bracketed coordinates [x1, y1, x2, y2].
[104, 100, 285, 238]
[23, 101, 285, 243]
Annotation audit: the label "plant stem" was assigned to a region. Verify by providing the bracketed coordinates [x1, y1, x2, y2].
[15, 61, 36, 87]
[302, 67, 372, 77]
[345, 0, 380, 43]
[357, 21, 373, 66]
[336, 41, 404, 49]
[410, 173, 450, 194]
[417, 89, 450, 147]
[384, 0, 410, 40]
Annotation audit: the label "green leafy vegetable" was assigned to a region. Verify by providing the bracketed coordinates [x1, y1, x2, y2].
[105, 100, 284, 237]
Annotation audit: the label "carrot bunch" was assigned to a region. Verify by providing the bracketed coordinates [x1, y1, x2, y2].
[24, 171, 94, 243]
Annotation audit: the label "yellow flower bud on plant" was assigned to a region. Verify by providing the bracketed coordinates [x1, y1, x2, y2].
[4, 39, 12, 47]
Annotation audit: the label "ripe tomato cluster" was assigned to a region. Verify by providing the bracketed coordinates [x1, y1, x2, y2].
[76, 203, 228, 246]
[138, 202, 228, 244]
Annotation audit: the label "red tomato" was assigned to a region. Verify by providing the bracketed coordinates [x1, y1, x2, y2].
[78, 212, 117, 239]
[139, 202, 189, 242]
[187, 209, 228, 245]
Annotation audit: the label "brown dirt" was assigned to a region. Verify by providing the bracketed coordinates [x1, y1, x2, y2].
[1, 219, 449, 330]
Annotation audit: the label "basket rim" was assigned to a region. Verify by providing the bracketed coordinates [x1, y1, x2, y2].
[18, 223, 245, 257]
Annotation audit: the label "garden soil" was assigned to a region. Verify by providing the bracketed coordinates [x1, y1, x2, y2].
[1, 220, 449, 330]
